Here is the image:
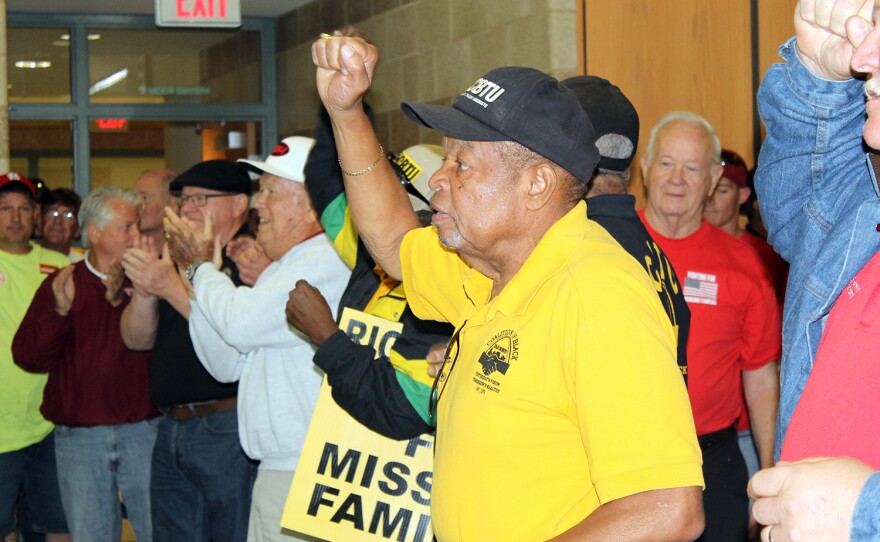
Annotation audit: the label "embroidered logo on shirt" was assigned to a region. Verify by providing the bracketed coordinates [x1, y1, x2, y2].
[473, 329, 518, 395]
[846, 279, 861, 300]
[0, 271, 5, 287]
[684, 270, 718, 306]
[39, 263, 60, 275]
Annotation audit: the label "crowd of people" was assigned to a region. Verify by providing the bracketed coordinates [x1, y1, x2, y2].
[2, 0, 880, 540]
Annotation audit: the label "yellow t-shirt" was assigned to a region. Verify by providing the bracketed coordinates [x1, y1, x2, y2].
[400, 201, 703, 541]
[0, 244, 69, 453]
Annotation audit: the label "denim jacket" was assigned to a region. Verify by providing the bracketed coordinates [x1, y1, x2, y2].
[756, 37, 880, 537]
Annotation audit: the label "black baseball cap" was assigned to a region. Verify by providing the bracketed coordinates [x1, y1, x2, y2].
[401, 67, 600, 183]
[170, 160, 253, 195]
[562, 76, 639, 173]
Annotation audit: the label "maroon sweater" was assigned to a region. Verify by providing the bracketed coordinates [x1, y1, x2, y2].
[13, 261, 158, 426]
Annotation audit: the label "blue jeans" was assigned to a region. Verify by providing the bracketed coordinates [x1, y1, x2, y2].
[0, 431, 67, 536]
[151, 409, 257, 542]
[54, 419, 159, 542]
[737, 429, 760, 479]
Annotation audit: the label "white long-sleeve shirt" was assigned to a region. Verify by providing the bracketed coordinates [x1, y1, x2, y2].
[189, 234, 349, 471]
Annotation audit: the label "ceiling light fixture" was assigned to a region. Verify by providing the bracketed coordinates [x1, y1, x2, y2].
[15, 60, 52, 69]
[89, 68, 128, 95]
[58, 33, 101, 41]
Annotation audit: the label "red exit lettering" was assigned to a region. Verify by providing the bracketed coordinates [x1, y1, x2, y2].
[177, 0, 227, 18]
[96, 119, 127, 130]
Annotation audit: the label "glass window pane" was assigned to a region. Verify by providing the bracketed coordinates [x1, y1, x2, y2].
[10, 120, 74, 189]
[8, 27, 71, 103]
[88, 28, 261, 104]
[90, 120, 262, 188]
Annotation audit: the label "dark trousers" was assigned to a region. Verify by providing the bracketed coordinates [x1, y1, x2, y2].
[697, 428, 749, 542]
[151, 409, 257, 542]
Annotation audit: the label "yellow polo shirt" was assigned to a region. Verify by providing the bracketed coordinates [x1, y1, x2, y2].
[400, 201, 703, 541]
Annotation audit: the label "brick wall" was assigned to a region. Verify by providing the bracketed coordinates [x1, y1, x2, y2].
[276, 0, 578, 153]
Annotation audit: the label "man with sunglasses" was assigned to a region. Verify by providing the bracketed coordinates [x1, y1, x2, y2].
[120, 160, 258, 542]
[309, 35, 704, 541]
[39, 188, 84, 263]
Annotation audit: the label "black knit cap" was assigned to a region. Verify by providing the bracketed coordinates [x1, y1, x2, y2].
[170, 160, 253, 196]
[401, 67, 600, 183]
[562, 76, 639, 173]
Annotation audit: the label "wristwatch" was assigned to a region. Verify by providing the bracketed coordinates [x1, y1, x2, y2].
[185, 260, 207, 282]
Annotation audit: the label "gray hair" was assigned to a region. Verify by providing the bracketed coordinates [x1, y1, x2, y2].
[644, 111, 721, 165]
[78, 185, 139, 247]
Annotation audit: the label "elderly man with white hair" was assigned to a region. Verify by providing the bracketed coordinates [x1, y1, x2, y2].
[638, 112, 781, 541]
[164, 136, 350, 542]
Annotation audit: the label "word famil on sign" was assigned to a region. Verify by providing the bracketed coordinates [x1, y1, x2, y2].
[155, 0, 241, 28]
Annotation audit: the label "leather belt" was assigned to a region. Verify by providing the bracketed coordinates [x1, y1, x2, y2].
[159, 397, 237, 421]
[697, 424, 737, 450]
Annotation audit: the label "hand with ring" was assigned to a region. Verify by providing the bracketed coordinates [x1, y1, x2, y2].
[749, 457, 875, 541]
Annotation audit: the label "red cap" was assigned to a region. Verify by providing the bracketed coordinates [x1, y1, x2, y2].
[720, 149, 748, 189]
[0, 172, 36, 198]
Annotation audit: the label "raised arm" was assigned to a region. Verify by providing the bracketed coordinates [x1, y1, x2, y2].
[121, 240, 189, 349]
[756, 0, 875, 261]
[311, 35, 421, 279]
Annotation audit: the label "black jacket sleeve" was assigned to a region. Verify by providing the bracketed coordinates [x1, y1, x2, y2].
[313, 330, 433, 440]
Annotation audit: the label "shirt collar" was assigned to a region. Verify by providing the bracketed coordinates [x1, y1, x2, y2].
[84, 250, 106, 279]
[465, 201, 590, 320]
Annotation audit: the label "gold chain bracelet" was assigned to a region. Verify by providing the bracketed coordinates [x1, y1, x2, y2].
[339, 144, 384, 176]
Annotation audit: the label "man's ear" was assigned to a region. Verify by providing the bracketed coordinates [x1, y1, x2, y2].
[86, 222, 100, 246]
[707, 164, 723, 197]
[233, 193, 250, 217]
[738, 186, 752, 206]
[523, 163, 557, 211]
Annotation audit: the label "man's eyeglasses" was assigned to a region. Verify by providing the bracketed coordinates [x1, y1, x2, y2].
[175, 193, 236, 207]
[387, 152, 431, 207]
[428, 320, 467, 418]
[46, 210, 76, 221]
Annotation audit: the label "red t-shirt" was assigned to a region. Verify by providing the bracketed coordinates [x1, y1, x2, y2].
[781, 251, 880, 469]
[639, 213, 782, 435]
[738, 232, 786, 433]
[740, 230, 788, 307]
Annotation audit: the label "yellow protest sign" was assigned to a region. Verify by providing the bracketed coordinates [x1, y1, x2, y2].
[281, 308, 435, 542]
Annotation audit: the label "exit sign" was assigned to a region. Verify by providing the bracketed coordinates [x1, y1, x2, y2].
[156, 0, 241, 28]
[91, 119, 129, 132]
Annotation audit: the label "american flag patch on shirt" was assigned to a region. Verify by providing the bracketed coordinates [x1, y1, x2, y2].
[684, 271, 718, 305]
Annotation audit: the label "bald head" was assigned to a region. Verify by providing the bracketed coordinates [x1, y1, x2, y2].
[134, 169, 177, 237]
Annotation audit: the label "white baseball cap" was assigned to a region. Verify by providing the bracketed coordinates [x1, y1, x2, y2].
[392, 144, 443, 213]
[238, 136, 317, 183]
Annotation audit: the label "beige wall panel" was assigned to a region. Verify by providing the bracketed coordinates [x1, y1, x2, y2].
[585, 0, 754, 208]
[758, 0, 795, 85]
[757, 0, 796, 142]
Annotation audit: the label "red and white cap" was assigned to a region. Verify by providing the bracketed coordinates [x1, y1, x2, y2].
[238, 136, 316, 183]
[0, 172, 36, 198]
